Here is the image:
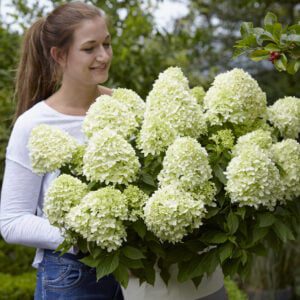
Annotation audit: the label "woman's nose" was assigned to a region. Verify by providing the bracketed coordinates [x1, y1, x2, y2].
[95, 46, 110, 61]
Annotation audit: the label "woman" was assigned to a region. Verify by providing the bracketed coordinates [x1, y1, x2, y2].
[0, 1, 227, 299]
[0, 2, 123, 299]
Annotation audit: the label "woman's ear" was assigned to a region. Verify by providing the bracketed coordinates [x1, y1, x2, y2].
[50, 47, 66, 68]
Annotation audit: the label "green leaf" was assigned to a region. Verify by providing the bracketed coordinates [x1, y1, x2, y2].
[142, 173, 156, 187]
[80, 255, 98, 268]
[249, 49, 269, 61]
[205, 207, 221, 219]
[199, 230, 227, 244]
[248, 244, 267, 256]
[218, 242, 234, 263]
[264, 43, 280, 51]
[236, 207, 246, 220]
[148, 241, 166, 258]
[122, 246, 145, 260]
[273, 220, 295, 243]
[240, 22, 253, 37]
[96, 252, 119, 280]
[274, 53, 287, 71]
[287, 60, 300, 75]
[192, 276, 203, 288]
[131, 219, 147, 239]
[264, 12, 277, 26]
[227, 212, 239, 234]
[113, 263, 129, 288]
[257, 212, 276, 227]
[213, 164, 227, 185]
[178, 255, 204, 282]
[251, 227, 269, 245]
[144, 261, 155, 285]
[120, 256, 144, 269]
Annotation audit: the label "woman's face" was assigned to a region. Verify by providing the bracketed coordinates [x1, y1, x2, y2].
[61, 16, 112, 86]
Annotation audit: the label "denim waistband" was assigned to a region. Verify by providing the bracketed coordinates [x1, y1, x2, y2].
[42, 249, 89, 267]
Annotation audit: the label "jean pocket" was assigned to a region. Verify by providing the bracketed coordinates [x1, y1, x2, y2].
[44, 264, 83, 290]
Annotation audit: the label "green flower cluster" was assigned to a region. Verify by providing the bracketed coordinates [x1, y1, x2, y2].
[83, 95, 138, 139]
[139, 67, 207, 156]
[271, 139, 300, 201]
[65, 187, 128, 252]
[158, 137, 215, 205]
[267, 96, 300, 139]
[112, 88, 145, 125]
[204, 68, 267, 127]
[144, 185, 206, 243]
[210, 129, 235, 153]
[83, 128, 140, 185]
[123, 185, 149, 221]
[232, 129, 273, 156]
[28, 124, 78, 174]
[225, 145, 282, 209]
[44, 174, 88, 227]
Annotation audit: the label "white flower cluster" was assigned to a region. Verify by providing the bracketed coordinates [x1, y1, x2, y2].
[144, 185, 206, 243]
[204, 68, 267, 127]
[139, 67, 207, 156]
[112, 88, 145, 125]
[28, 124, 78, 174]
[83, 95, 138, 139]
[158, 137, 215, 205]
[65, 187, 128, 252]
[267, 96, 300, 139]
[271, 139, 300, 201]
[123, 185, 149, 221]
[225, 145, 283, 209]
[83, 128, 140, 185]
[44, 174, 88, 227]
[232, 129, 273, 156]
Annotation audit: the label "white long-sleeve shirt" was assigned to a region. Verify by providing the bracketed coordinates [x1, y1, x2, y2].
[0, 101, 85, 267]
[0, 100, 224, 299]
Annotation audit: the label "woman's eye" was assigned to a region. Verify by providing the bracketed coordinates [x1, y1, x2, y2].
[103, 43, 111, 48]
[83, 48, 94, 52]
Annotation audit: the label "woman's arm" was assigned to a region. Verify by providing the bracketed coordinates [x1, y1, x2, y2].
[0, 159, 64, 249]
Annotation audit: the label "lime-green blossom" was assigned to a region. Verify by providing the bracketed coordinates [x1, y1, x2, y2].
[44, 174, 88, 228]
[158, 137, 212, 191]
[191, 86, 206, 106]
[210, 129, 235, 153]
[28, 124, 78, 174]
[83, 95, 138, 139]
[267, 96, 300, 139]
[233, 129, 273, 156]
[65, 187, 128, 252]
[225, 146, 283, 209]
[83, 128, 140, 185]
[190, 181, 217, 207]
[144, 185, 206, 243]
[204, 68, 267, 126]
[271, 139, 300, 201]
[139, 67, 207, 156]
[112, 88, 145, 125]
[123, 185, 149, 221]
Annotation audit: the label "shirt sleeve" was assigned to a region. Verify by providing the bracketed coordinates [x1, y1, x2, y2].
[0, 159, 64, 249]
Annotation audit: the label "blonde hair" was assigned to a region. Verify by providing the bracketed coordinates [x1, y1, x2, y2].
[14, 1, 104, 120]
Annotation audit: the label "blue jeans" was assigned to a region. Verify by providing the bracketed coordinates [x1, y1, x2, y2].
[34, 249, 124, 300]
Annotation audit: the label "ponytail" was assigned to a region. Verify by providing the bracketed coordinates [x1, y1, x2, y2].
[13, 1, 103, 121]
[14, 18, 58, 121]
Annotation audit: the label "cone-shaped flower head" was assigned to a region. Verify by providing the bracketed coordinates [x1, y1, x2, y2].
[204, 68, 267, 126]
[44, 174, 88, 227]
[65, 187, 128, 252]
[271, 139, 300, 201]
[83, 128, 140, 185]
[267, 96, 300, 139]
[225, 146, 283, 209]
[28, 124, 78, 174]
[139, 67, 207, 156]
[233, 129, 273, 156]
[158, 137, 212, 190]
[144, 185, 206, 243]
[83, 95, 138, 139]
[112, 88, 145, 125]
